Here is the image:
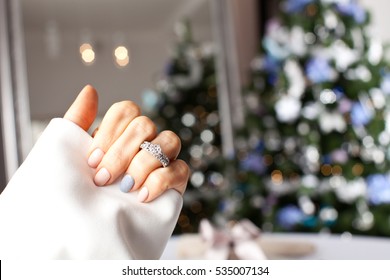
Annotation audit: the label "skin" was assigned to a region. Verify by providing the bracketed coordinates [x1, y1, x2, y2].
[63, 85, 189, 202]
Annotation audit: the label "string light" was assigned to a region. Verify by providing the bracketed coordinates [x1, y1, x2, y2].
[332, 165, 343, 175]
[79, 43, 95, 65]
[321, 164, 332, 176]
[114, 45, 130, 67]
[114, 46, 128, 60]
[178, 214, 190, 228]
[190, 201, 202, 214]
[352, 163, 364, 176]
[271, 170, 283, 185]
[264, 154, 273, 166]
[78, 39, 131, 68]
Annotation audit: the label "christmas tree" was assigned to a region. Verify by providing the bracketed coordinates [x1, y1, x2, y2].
[235, 0, 390, 236]
[143, 21, 225, 234]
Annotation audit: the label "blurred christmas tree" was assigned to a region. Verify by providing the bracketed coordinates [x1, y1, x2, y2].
[235, 0, 390, 236]
[143, 20, 225, 234]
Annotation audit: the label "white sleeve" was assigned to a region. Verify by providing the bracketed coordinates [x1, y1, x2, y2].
[0, 118, 182, 259]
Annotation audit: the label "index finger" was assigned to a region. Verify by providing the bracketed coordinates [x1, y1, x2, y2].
[63, 85, 98, 131]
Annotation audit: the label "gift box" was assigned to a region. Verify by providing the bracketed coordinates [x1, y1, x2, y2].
[175, 219, 316, 260]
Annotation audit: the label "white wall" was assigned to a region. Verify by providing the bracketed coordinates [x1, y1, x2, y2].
[25, 29, 169, 119]
[24, 19, 212, 121]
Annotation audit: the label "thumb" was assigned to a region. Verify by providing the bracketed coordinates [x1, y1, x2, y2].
[64, 85, 98, 131]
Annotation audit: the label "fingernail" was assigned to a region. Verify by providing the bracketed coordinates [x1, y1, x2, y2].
[120, 174, 135, 193]
[88, 148, 104, 168]
[94, 168, 111, 186]
[138, 187, 149, 202]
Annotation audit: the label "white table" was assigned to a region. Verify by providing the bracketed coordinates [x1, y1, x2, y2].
[161, 233, 390, 260]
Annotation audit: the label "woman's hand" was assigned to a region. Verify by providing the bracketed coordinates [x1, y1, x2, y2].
[63, 85, 189, 202]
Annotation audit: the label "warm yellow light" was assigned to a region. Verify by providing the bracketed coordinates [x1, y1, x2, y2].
[79, 43, 93, 54]
[352, 163, 364, 176]
[271, 170, 283, 185]
[114, 46, 128, 60]
[289, 172, 299, 180]
[190, 201, 202, 214]
[81, 48, 95, 64]
[115, 56, 129, 67]
[332, 165, 343, 175]
[178, 214, 190, 227]
[321, 164, 332, 176]
[264, 155, 273, 166]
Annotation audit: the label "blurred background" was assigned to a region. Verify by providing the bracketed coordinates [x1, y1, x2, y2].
[2, 0, 390, 244]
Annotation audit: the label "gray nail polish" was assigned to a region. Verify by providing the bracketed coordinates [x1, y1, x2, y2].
[120, 175, 135, 193]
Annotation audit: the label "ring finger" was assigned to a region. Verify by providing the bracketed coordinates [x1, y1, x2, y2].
[137, 160, 189, 202]
[93, 116, 157, 186]
[119, 130, 181, 193]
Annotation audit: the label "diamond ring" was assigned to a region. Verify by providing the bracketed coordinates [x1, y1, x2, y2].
[140, 141, 170, 168]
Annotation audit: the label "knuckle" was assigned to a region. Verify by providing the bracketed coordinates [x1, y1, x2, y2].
[149, 173, 167, 193]
[129, 156, 143, 173]
[160, 130, 181, 150]
[110, 100, 140, 119]
[104, 147, 127, 171]
[175, 160, 190, 180]
[132, 116, 156, 136]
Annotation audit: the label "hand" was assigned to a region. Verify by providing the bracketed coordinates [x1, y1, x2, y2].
[63, 85, 189, 202]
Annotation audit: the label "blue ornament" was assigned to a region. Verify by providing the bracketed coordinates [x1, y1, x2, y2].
[142, 89, 159, 112]
[164, 60, 175, 76]
[218, 200, 227, 212]
[263, 55, 280, 73]
[350, 101, 373, 126]
[333, 87, 345, 99]
[322, 154, 332, 164]
[263, 37, 290, 61]
[380, 74, 390, 95]
[336, 1, 366, 24]
[366, 174, 390, 205]
[305, 57, 334, 84]
[254, 140, 265, 153]
[264, 56, 280, 86]
[267, 74, 278, 86]
[284, 0, 314, 13]
[276, 205, 304, 229]
[302, 215, 318, 228]
[240, 153, 265, 175]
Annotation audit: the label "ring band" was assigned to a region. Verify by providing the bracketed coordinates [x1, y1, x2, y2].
[140, 141, 170, 168]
